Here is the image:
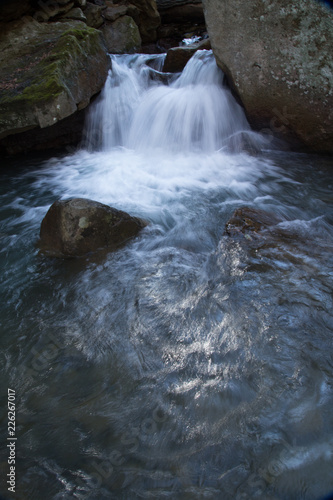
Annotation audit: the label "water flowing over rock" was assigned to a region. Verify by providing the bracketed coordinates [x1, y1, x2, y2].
[83, 51, 269, 153]
[225, 207, 282, 238]
[0, 18, 109, 153]
[39, 198, 147, 257]
[202, 0, 333, 153]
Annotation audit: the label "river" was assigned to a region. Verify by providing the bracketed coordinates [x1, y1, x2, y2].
[0, 51, 332, 500]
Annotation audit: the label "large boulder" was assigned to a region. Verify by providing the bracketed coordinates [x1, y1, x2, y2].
[101, 15, 142, 53]
[39, 198, 147, 257]
[202, 0, 333, 153]
[0, 18, 109, 143]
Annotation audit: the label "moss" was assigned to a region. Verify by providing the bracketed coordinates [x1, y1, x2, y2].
[0, 24, 103, 106]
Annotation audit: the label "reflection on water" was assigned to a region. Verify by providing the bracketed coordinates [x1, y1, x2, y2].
[0, 52, 332, 500]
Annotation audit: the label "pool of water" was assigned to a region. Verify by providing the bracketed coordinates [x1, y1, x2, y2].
[0, 52, 333, 500]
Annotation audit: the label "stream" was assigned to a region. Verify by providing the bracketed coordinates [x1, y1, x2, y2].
[0, 51, 333, 500]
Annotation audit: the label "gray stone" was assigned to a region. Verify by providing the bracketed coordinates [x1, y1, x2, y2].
[101, 16, 141, 53]
[202, 0, 333, 153]
[60, 7, 87, 22]
[103, 5, 128, 22]
[84, 1, 104, 28]
[39, 198, 147, 257]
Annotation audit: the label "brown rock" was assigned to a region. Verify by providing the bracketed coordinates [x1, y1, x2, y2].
[39, 198, 147, 257]
[225, 207, 281, 238]
[162, 38, 210, 73]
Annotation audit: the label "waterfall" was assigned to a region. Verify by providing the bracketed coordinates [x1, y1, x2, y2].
[83, 50, 269, 154]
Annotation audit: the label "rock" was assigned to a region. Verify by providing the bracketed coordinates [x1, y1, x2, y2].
[224, 207, 281, 238]
[84, 1, 104, 27]
[0, 18, 109, 144]
[39, 198, 147, 257]
[74, 0, 87, 7]
[103, 5, 128, 22]
[202, 0, 333, 154]
[129, 0, 161, 43]
[162, 38, 210, 72]
[101, 16, 141, 53]
[0, 108, 86, 156]
[60, 7, 87, 22]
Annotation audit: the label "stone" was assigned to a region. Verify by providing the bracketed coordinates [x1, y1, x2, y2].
[103, 5, 128, 22]
[74, 0, 87, 7]
[129, 0, 161, 43]
[60, 7, 87, 22]
[162, 38, 210, 72]
[0, 19, 109, 143]
[84, 1, 104, 27]
[39, 198, 147, 257]
[202, 0, 333, 154]
[224, 207, 281, 238]
[101, 16, 141, 53]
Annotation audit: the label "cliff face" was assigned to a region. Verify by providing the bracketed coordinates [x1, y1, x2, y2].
[202, 0, 333, 153]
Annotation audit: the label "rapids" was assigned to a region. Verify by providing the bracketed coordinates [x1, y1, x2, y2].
[0, 51, 332, 500]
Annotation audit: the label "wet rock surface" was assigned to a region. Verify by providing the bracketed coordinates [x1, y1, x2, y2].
[39, 198, 147, 257]
[225, 207, 282, 239]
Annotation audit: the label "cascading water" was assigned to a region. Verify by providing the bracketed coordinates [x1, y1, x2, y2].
[83, 51, 268, 153]
[0, 49, 332, 500]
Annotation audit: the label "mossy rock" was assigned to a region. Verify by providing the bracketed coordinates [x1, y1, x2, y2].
[0, 18, 109, 139]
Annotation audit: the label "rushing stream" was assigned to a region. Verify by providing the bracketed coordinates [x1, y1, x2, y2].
[0, 51, 333, 500]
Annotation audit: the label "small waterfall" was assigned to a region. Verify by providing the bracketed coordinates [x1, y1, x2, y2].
[83, 50, 268, 154]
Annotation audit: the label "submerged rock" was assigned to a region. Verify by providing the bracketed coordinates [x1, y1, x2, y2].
[202, 0, 333, 153]
[225, 207, 282, 238]
[39, 198, 147, 257]
[0, 18, 109, 144]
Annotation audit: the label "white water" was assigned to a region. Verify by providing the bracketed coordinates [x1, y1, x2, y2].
[83, 51, 269, 154]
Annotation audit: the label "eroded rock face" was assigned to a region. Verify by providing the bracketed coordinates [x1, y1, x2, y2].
[202, 0, 333, 153]
[0, 18, 109, 141]
[39, 198, 147, 257]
